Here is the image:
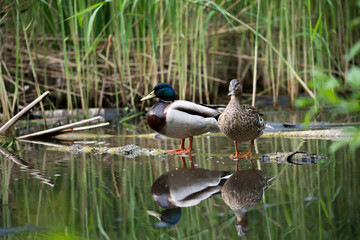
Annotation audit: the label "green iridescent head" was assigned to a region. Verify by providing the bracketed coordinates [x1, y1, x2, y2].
[141, 83, 176, 102]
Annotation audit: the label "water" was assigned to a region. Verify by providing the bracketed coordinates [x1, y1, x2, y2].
[0, 117, 359, 239]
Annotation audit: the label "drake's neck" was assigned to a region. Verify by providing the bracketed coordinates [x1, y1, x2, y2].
[159, 99, 174, 103]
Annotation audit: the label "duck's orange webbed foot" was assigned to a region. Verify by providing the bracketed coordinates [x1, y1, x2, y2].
[229, 152, 251, 160]
[168, 149, 192, 154]
[229, 140, 254, 160]
[168, 137, 193, 155]
[168, 148, 191, 154]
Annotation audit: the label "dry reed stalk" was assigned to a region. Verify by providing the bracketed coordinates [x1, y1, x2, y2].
[0, 91, 50, 135]
[17, 116, 106, 139]
[98, 35, 113, 113]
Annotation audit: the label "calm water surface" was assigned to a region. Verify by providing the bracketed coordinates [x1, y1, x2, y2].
[0, 114, 359, 239]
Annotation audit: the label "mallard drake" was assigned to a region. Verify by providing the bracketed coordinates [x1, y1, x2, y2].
[141, 83, 220, 154]
[218, 79, 265, 159]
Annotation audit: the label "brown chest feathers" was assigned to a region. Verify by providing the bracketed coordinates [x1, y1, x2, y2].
[146, 101, 170, 132]
[218, 99, 265, 142]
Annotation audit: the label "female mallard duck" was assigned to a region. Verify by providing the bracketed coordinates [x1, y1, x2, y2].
[218, 79, 265, 159]
[141, 83, 220, 154]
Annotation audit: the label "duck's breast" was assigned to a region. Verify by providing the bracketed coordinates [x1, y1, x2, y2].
[147, 101, 170, 133]
[219, 103, 264, 142]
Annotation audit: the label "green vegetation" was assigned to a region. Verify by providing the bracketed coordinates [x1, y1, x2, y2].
[0, 134, 358, 239]
[0, 138, 21, 152]
[295, 25, 360, 154]
[1, 2, 359, 238]
[1, 0, 359, 120]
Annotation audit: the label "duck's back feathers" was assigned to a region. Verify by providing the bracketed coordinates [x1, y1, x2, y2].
[170, 100, 220, 118]
[240, 105, 265, 128]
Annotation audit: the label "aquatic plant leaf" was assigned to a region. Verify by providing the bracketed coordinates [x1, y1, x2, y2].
[1, 138, 21, 152]
[346, 66, 360, 90]
[311, 13, 323, 42]
[294, 97, 314, 108]
[329, 128, 360, 153]
[87, 4, 104, 45]
[65, 2, 104, 27]
[346, 41, 360, 61]
[338, 101, 360, 114]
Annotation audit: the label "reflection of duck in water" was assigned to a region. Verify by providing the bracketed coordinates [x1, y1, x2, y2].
[221, 159, 275, 236]
[148, 157, 231, 227]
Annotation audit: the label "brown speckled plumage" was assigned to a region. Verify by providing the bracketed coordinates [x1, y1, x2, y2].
[218, 79, 265, 158]
[219, 102, 264, 142]
[221, 168, 273, 236]
[221, 169, 268, 211]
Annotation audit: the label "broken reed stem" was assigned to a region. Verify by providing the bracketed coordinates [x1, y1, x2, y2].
[72, 122, 110, 131]
[17, 116, 104, 139]
[0, 91, 50, 135]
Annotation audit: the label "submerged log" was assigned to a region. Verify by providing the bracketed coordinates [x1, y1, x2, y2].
[257, 151, 326, 165]
[46, 127, 352, 142]
[262, 128, 352, 140]
[22, 138, 325, 163]
[47, 143, 167, 158]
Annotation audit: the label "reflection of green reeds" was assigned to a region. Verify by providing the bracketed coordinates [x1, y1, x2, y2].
[0, 135, 359, 239]
[1, 0, 358, 120]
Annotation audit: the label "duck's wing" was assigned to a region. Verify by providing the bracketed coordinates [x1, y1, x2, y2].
[241, 105, 266, 128]
[162, 100, 220, 138]
[168, 168, 228, 207]
[169, 100, 220, 118]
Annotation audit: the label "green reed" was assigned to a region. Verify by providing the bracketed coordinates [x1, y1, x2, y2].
[0, 0, 358, 120]
[0, 132, 359, 239]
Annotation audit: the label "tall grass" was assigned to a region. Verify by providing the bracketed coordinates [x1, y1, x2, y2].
[0, 0, 358, 119]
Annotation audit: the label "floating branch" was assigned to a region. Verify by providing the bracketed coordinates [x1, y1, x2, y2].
[44, 143, 166, 158]
[0, 91, 50, 135]
[259, 151, 327, 165]
[17, 116, 107, 139]
[262, 128, 353, 140]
